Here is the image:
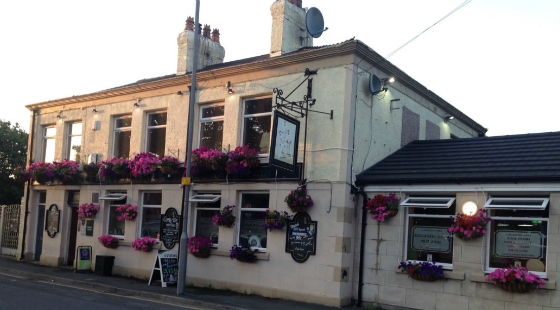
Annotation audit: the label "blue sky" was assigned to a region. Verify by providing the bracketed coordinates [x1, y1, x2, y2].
[1, 0, 559, 136]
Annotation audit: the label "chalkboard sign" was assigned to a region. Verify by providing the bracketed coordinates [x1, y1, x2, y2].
[45, 204, 60, 238]
[285, 212, 317, 263]
[148, 250, 178, 287]
[160, 208, 181, 249]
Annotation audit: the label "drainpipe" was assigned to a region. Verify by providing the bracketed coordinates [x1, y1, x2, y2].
[356, 186, 368, 307]
[20, 109, 36, 260]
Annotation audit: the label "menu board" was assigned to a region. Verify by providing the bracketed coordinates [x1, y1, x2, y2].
[285, 212, 317, 263]
[494, 230, 545, 259]
[411, 226, 452, 252]
[160, 208, 181, 249]
[148, 250, 178, 287]
[45, 204, 60, 238]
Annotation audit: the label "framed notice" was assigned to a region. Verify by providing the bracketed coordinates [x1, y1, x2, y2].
[411, 226, 452, 252]
[45, 204, 60, 238]
[269, 111, 300, 172]
[493, 230, 545, 259]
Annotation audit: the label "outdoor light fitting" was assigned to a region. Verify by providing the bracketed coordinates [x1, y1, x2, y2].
[134, 99, 141, 108]
[92, 108, 98, 113]
[444, 115, 454, 123]
[227, 81, 234, 94]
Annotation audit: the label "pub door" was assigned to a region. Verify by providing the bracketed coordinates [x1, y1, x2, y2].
[67, 206, 79, 265]
[34, 205, 44, 261]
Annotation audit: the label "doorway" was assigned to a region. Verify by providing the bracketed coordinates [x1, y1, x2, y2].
[67, 191, 80, 266]
[34, 191, 46, 261]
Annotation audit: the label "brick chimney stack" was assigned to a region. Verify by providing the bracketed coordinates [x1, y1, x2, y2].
[177, 17, 225, 75]
[270, 0, 312, 57]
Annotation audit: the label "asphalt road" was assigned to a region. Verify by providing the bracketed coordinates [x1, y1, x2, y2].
[0, 273, 210, 310]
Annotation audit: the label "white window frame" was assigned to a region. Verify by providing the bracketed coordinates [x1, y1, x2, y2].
[198, 103, 224, 149]
[238, 192, 269, 252]
[42, 125, 56, 163]
[145, 111, 167, 156]
[403, 197, 456, 270]
[112, 115, 132, 158]
[139, 191, 162, 239]
[484, 197, 549, 278]
[105, 191, 127, 238]
[241, 97, 273, 157]
[66, 122, 82, 161]
[193, 192, 221, 247]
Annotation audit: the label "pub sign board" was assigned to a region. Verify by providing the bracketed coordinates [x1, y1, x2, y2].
[285, 212, 317, 263]
[45, 204, 60, 238]
[269, 111, 300, 173]
[160, 208, 181, 249]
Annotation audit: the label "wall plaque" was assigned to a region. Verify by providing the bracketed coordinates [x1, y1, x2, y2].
[494, 230, 545, 259]
[85, 220, 94, 237]
[160, 208, 181, 249]
[411, 226, 452, 252]
[285, 212, 317, 263]
[45, 204, 60, 238]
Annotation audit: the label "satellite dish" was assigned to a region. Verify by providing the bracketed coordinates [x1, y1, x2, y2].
[306, 7, 326, 38]
[369, 74, 382, 95]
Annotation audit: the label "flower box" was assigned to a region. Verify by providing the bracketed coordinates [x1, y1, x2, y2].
[398, 261, 444, 281]
[131, 237, 157, 252]
[229, 245, 257, 263]
[98, 235, 119, 249]
[485, 267, 545, 293]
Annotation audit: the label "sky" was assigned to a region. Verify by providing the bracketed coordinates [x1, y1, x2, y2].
[1, 0, 559, 136]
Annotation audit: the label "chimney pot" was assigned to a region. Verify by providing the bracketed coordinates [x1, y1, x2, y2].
[185, 16, 194, 31]
[212, 28, 221, 43]
[203, 24, 211, 38]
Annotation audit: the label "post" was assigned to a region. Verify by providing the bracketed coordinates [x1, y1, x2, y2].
[177, 0, 200, 295]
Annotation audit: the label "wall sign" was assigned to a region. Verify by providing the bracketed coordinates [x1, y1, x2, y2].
[45, 204, 60, 238]
[494, 230, 545, 259]
[85, 220, 94, 237]
[285, 212, 317, 263]
[160, 208, 181, 249]
[149, 250, 178, 287]
[269, 111, 300, 172]
[411, 226, 452, 252]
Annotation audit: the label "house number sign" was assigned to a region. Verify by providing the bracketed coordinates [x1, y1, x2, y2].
[285, 212, 317, 263]
[45, 204, 60, 238]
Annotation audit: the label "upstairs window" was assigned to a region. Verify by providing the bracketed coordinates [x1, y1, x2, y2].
[113, 116, 131, 159]
[146, 112, 167, 157]
[42, 126, 56, 163]
[242, 98, 272, 155]
[403, 196, 456, 269]
[67, 122, 82, 162]
[198, 104, 224, 150]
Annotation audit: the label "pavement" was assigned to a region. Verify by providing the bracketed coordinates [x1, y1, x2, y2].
[0, 255, 352, 310]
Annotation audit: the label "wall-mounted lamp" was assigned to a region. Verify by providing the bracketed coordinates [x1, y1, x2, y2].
[134, 99, 141, 108]
[462, 201, 478, 216]
[56, 111, 62, 119]
[177, 91, 184, 96]
[92, 108, 98, 113]
[444, 115, 454, 123]
[226, 81, 234, 94]
[381, 77, 395, 92]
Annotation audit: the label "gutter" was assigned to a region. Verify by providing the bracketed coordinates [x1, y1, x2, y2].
[20, 109, 36, 260]
[356, 186, 368, 307]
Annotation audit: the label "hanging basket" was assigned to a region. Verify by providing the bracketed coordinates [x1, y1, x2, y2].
[495, 282, 532, 293]
[161, 166, 175, 174]
[409, 272, 440, 282]
[386, 208, 399, 218]
[455, 230, 485, 240]
[236, 256, 257, 263]
[190, 248, 211, 258]
[103, 242, 119, 249]
[218, 216, 236, 227]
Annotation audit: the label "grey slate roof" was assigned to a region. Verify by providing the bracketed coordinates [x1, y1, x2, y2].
[355, 131, 560, 185]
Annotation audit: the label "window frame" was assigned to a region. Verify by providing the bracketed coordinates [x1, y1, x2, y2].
[66, 122, 82, 161]
[193, 192, 221, 247]
[241, 97, 273, 157]
[42, 125, 57, 163]
[403, 196, 456, 270]
[139, 191, 162, 239]
[105, 191, 127, 239]
[237, 192, 270, 252]
[198, 103, 225, 150]
[145, 111, 167, 157]
[112, 115, 132, 159]
[484, 196, 550, 278]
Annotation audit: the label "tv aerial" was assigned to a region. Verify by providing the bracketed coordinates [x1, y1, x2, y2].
[305, 7, 328, 38]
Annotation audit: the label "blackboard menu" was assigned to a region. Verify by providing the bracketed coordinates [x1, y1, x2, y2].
[285, 212, 317, 263]
[160, 208, 181, 249]
[46, 204, 60, 238]
[160, 252, 179, 283]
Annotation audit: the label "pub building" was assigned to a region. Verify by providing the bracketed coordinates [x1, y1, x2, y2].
[355, 132, 560, 310]
[18, 0, 490, 308]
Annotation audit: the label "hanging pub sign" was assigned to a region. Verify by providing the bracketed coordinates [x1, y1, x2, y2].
[269, 111, 300, 173]
[160, 208, 181, 249]
[45, 204, 60, 238]
[285, 212, 317, 263]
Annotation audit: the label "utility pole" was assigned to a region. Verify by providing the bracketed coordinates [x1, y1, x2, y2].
[177, 0, 200, 295]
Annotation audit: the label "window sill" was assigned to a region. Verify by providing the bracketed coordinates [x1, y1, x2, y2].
[212, 249, 270, 261]
[116, 241, 162, 250]
[471, 272, 556, 290]
[394, 266, 465, 280]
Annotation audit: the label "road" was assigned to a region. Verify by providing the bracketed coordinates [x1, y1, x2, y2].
[0, 273, 210, 310]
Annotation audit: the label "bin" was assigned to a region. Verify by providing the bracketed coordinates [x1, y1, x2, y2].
[95, 255, 115, 276]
